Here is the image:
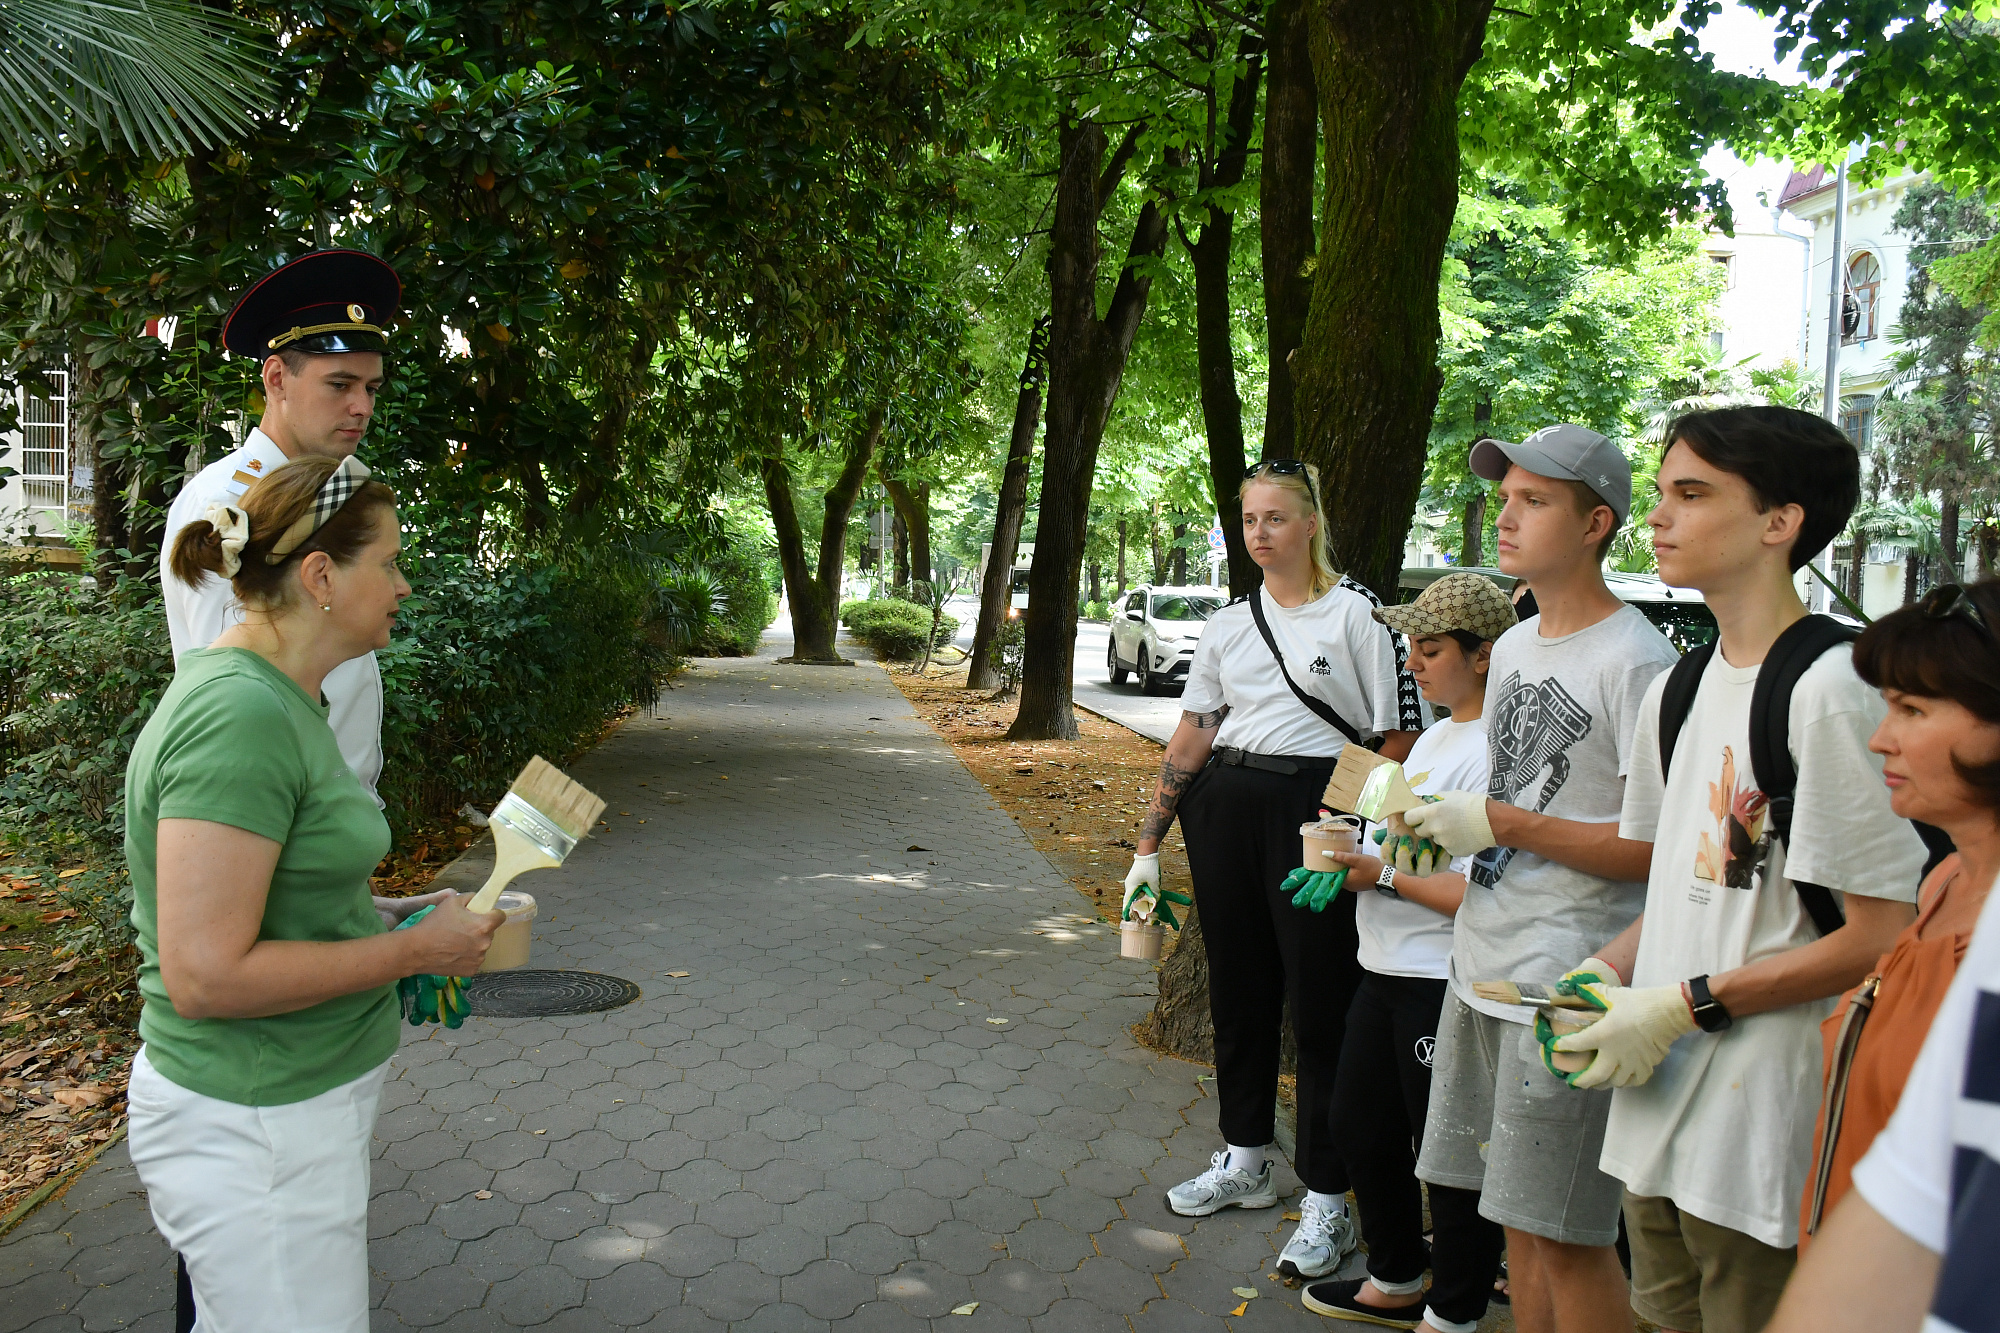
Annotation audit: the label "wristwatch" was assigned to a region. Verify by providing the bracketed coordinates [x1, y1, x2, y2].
[1375, 863, 1400, 898]
[1686, 975, 1733, 1033]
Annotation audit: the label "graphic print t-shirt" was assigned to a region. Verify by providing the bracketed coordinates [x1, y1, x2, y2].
[1357, 715, 1489, 979]
[1450, 605, 1679, 1022]
[1601, 645, 1925, 1247]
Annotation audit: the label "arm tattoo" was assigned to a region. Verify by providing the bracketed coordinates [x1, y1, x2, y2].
[1140, 756, 1202, 845]
[1182, 707, 1227, 730]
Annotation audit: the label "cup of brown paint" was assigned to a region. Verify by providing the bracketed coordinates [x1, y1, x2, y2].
[478, 890, 539, 972]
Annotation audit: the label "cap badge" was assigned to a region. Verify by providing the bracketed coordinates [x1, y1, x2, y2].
[347, 303, 368, 322]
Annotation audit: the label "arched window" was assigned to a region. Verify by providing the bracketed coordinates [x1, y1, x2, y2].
[1845, 252, 1883, 343]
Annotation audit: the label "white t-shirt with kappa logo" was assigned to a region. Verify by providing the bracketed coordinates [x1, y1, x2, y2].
[1182, 584, 1407, 757]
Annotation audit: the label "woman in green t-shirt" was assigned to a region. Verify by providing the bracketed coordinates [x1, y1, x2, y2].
[127, 454, 502, 1332]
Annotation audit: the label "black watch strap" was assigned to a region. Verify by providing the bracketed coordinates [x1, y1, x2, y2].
[1687, 974, 1733, 1033]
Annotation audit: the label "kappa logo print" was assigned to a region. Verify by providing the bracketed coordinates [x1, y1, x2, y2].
[1308, 656, 1332, 676]
[1470, 670, 1594, 889]
[1414, 1036, 1435, 1069]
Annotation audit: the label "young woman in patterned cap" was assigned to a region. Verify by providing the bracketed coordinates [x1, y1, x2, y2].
[127, 456, 502, 1332]
[1120, 461, 1422, 1280]
[1291, 571, 1517, 1331]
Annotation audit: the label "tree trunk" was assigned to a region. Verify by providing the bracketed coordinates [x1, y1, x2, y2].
[1292, 2, 1494, 602]
[1260, 0, 1319, 463]
[72, 357, 128, 585]
[1087, 563, 1101, 604]
[1904, 550, 1920, 604]
[1010, 118, 1169, 741]
[1185, 38, 1266, 598]
[1137, 905, 1214, 1062]
[968, 316, 1051, 689]
[1943, 497, 1962, 581]
[1461, 491, 1485, 568]
[1170, 521, 1189, 585]
[761, 413, 882, 665]
[1149, 508, 1167, 585]
[884, 476, 932, 588]
[892, 509, 910, 589]
[1116, 517, 1128, 596]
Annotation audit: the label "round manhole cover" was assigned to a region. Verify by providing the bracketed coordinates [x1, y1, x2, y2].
[466, 970, 642, 1017]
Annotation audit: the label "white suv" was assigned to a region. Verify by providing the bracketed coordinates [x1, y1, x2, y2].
[1106, 585, 1228, 695]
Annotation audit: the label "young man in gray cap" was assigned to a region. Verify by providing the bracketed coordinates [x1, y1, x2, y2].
[1400, 424, 1679, 1333]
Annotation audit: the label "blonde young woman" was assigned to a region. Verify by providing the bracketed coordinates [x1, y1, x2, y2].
[1122, 459, 1421, 1277]
[126, 455, 501, 1332]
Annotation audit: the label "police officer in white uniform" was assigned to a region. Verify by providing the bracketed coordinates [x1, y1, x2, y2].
[163, 250, 401, 800]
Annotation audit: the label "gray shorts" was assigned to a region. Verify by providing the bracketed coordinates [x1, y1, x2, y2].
[1414, 990, 1625, 1246]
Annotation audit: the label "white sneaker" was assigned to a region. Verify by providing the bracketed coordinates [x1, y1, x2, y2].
[1165, 1150, 1279, 1217]
[1278, 1195, 1358, 1278]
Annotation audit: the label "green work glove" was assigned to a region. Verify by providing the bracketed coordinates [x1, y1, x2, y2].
[1552, 956, 1619, 1011]
[1282, 865, 1349, 912]
[1372, 826, 1443, 877]
[1148, 888, 1192, 931]
[393, 904, 472, 1029]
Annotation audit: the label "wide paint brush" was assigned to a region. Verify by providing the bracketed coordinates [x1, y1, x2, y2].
[466, 756, 607, 914]
[1321, 745, 1395, 814]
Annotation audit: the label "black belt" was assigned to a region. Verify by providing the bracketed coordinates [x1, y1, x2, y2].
[1209, 746, 1342, 777]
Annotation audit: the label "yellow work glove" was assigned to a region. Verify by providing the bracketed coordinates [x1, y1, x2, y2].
[1551, 984, 1696, 1089]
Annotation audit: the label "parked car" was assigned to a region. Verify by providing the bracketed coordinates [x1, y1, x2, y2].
[1107, 584, 1228, 695]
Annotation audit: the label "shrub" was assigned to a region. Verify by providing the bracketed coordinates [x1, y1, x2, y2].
[700, 544, 778, 655]
[1083, 598, 1110, 621]
[838, 598, 957, 660]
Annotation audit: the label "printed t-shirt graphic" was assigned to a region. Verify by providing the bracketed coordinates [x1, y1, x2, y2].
[1471, 670, 1594, 890]
[1449, 606, 1678, 1023]
[1601, 647, 1923, 1247]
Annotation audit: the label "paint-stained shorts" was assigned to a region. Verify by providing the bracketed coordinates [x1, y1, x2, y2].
[1414, 989, 1625, 1246]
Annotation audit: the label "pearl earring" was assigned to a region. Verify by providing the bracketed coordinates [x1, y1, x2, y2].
[321, 604, 332, 612]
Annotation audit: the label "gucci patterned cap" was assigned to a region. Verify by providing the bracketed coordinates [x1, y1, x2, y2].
[1374, 572, 1518, 643]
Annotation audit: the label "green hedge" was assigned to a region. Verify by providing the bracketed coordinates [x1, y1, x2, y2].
[838, 598, 958, 661]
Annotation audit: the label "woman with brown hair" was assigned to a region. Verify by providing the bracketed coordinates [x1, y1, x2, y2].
[125, 455, 501, 1332]
[1798, 580, 2000, 1248]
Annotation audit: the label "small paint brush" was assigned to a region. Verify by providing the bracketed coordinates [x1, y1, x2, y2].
[466, 756, 607, 914]
[1471, 980, 1601, 1011]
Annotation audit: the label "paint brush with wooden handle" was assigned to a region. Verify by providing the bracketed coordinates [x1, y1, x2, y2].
[466, 756, 607, 914]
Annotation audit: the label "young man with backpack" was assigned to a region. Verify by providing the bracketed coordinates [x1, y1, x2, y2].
[1401, 424, 1680, 1333]
[1547, 407, 1926, 1333]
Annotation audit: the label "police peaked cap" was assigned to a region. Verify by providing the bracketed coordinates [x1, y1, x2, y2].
[221, 249, 401, 360]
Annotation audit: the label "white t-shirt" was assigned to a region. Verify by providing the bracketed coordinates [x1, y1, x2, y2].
[1851, 876, 2000, 1333]
[1451, 606, 1679, 1022]
[1601, 646, 1926, 1248]
[162, 429, 385, 798]
[1182, 584, 1407, 757]
[1357, 716, 1488, 979]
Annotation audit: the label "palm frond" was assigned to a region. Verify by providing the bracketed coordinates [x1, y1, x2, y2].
[0, 0, 275, 171]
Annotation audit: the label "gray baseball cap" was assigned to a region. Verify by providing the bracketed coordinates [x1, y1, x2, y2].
[1469, 423, 1632, 525]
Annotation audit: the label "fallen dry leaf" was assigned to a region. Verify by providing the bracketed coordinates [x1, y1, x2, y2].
[985, 1018, 1009, 1025]
[57, 869, 86, 879]
[474, 1190, 494, 1200]
[666, 971, 690, 979]
[52, 1087, 108, 1110]
[950, 1303, 979, 1316]
[52, 958, 80, 976]
[21, 1103, 67, 1121]
[1282, 1211, 1301, 1222]
[1229, 1303, 1248, 1317]
[36, 910, 75, 923]
[1231, 1287, 1258, 1300]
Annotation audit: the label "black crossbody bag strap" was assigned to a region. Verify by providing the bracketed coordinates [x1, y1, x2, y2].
[1246, 589, 1370, 749]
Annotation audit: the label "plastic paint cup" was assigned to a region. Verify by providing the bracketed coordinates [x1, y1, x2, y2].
[479, 890, 539, 973]
[1300, 815, 1362, 872]
[1119, 919, 1164, 960]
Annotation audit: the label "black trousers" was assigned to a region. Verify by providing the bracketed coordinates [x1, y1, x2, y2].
[1178, 760, 1361, 1194]
[1331, 971, 1503, 1327]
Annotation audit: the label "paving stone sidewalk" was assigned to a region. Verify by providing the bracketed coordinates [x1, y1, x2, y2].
[1, 637, 1368, 1332]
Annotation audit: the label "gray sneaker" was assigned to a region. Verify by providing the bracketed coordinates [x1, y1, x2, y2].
[1278, 1194, 1358, 1278]
[1165, 1150, 1279, 1217]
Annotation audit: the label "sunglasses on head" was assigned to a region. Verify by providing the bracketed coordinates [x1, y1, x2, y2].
[1918, 583, 1993, 640]
[1245, 458, 1316, 507]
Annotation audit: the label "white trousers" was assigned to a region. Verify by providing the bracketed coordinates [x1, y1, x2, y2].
[126, 1047, 387, 1333]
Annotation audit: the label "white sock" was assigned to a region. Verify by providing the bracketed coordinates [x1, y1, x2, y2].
[1225, 1143, 1266, 1175]
[1422, 1309, 1477, 1333]
[1305, 1189, 1349, 1219]
[1370, 1274, 1424, 1298]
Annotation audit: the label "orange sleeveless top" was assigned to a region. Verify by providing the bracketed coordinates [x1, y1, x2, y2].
[1799, 855, 1971, 1251]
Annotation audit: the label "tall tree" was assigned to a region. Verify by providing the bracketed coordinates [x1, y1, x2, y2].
[968, 314, 1050, 689]
[1008, 118, 1168, 739]
[1257, 0, 1315, 463]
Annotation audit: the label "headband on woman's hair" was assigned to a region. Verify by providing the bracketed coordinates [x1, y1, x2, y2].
[264, 455, 373, 564]
[203, 503, 251, 577]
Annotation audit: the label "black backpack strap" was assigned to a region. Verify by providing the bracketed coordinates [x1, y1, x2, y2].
[1246, 588, 1369, 748]
[1749, 615, 1862, 938]
[1657, 640, 1716, 785]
